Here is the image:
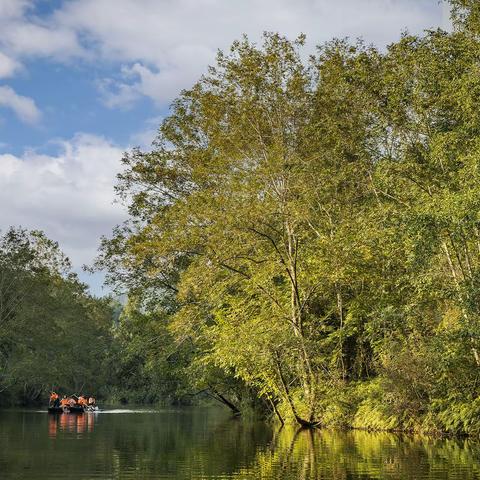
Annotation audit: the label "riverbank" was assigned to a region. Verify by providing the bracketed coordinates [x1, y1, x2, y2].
[270, 379, 480, 438]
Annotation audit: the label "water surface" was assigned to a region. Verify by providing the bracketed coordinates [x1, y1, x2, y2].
[0, 407, 479, 479]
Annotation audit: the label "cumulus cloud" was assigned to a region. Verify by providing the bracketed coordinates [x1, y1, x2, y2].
[56, 0, 445, 106]
[0, 0, 445, 108]
[0, 133, 126, 267]
[100, 53, 213, 108]
[0, 51, 21, 78]
[0, 0, 31, 19]
[0, 85, 41, 124]
[0, 0, 83, 61]
[2, 22, 84, 60]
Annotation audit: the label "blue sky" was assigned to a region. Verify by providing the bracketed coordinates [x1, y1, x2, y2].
[0, 0, 448, 295]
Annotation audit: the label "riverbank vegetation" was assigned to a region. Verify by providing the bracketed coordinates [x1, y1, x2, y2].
[4, 0, 480, 436]
[95, 1, 480, 434]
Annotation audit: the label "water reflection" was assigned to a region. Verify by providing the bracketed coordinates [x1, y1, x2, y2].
[48, 411, 96, 437]
[245, 427, 480, 479]
[1, 409, 480, 479]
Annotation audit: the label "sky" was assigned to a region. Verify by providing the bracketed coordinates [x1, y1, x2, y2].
[0, 0, 449, 295]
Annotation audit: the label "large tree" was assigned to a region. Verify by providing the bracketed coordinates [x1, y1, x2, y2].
[98, 33, 382, 426]
[98, 1, 480, 433]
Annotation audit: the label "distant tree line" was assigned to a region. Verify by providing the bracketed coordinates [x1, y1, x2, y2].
[0, 228, 115, 404]
[0, 225, 194, 407]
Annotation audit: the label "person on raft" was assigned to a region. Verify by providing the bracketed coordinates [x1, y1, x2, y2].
[49, 392, 60, 407]
[53, 393, 97, 410]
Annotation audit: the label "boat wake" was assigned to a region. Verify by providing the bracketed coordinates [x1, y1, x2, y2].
[36, 408, 160, 414]
[99, 409, 159, 414]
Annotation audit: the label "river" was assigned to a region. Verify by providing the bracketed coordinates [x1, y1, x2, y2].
[0, 407, 479, 479]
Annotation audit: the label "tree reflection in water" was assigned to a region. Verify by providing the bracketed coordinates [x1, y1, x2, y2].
[1, 410, 480, 479]
[234, 427, 480, 479]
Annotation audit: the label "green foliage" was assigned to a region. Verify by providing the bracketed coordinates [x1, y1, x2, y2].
[0, 227, 115, 405]
[353, 381, 400, 432]
[106, 300, 193, 405]
[89, 0, 480, 433]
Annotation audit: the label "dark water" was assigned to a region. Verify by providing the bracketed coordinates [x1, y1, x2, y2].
[1, 408, 480, 479]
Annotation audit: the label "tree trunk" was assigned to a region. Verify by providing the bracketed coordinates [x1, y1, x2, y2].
[207, 385, 241, 415]
[274, 351, 320, 428]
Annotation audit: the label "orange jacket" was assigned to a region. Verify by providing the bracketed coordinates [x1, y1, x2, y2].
[50, 392, 58, 401]
[60, 398, 69, 406]
[78, 396, 87, 405]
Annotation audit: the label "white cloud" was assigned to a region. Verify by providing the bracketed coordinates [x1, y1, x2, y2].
[97, 75, 141, 109]
[99, 55, 213, 108]
[0, 85, 41, 124]
[0, 51, 21, 78]
[0, 0, 83, 62]
[0, 133, 126, 267]
[55, 0, 445, 106]
[2, 22, 84, 60]
[0, 0, 445, 108]
[0, 0, 31, 19]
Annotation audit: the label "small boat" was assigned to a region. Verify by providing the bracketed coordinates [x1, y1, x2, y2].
[48, 406, 64, 414]
[48, 405, 98, 414]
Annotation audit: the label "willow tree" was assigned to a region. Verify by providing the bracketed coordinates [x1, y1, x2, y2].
[97, 33, 379, 425]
